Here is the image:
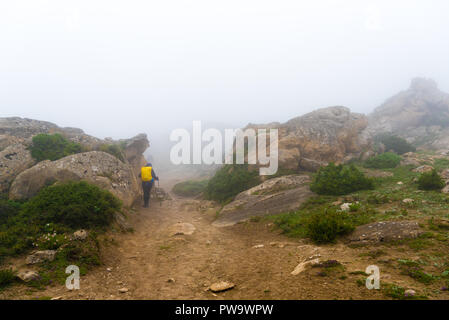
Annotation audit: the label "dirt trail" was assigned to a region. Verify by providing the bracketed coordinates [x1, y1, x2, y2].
[4, 176, 414, 300]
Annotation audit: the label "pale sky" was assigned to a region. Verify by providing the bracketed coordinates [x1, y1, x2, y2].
[1, 0, 449, 141]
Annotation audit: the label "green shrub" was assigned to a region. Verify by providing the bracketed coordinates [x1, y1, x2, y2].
[0, 199, 22, 225]
[310, 163, 374, 196]
[0, 269, 16, 289]
[376, 134, 416, 155]
[30, 133, 82, 162]
[417, 169, 445, 191]
[98, 144, 125, 162]
[19, 181, 121, 229]
[363, 152, 401, 169]
[306, 209, 355, 243]
[0, 182, 121, 260]
[172, 180, 208, 197]
[205, 164, 261, 203]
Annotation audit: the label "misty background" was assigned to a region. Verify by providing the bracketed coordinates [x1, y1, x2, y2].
[1, 0, 449, 164]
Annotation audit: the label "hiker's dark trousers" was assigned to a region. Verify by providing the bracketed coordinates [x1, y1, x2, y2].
[142, 180, 154, 207]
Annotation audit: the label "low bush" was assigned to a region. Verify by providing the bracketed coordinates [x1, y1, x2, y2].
[20, 181, 121, 229]
[205, 164, 261, 203]
[363, 152, 401, 169]
[0, 181, 121, 259]
[0, 199, 22, 225]
[310, 163, 374, 196]
[172, 180, 208, 197]
[30, 133, 82, 162]
[417, 169, 445, 191]
[375, 134, 416, 155]
[305, 209, 355, 243]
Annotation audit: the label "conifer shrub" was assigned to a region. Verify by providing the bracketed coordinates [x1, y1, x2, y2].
[20, 181, 121, 229]
[376, 134, 416, 155]
[305, 209, 355, 243]
[205, 164, 261, 203]
[417, 169, 445, 191]
[98, 144, 125, 162]
[310, 163, 374, 196]
[30, 133, 83, 162]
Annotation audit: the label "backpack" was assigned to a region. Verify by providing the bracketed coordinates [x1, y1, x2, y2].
[141, 166, 153, 182]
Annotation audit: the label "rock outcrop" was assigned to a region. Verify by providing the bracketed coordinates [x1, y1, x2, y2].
[247, 106, 372, 171]
[213, 175, 313, 227]
[348, 221, 423, 243]
[0, 117, 149, 208]
[0, 134, 25, 151]
[0, 144, 35, 194]
[9, 151, 140, 207]
[121, 133, 149, 176]
[368, 78, 449, 149]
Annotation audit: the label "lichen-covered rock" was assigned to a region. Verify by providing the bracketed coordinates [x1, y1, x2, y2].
[368, 78, 449, 149]
[247, 106, 372, 171]
[412, 165, 434, 173]
[0, 117, 101, 148]
[0, 134, 25, 151]
[348, 221, 423, 243]
[26, 250, 56, 264]
[9, 151, 140, 207]
[0, 144, 35, 194]
[213, 175, 312, 227]
[17, 271, 40, 282]
[121, 133, 149, 176]
[209, 281, 235, 293]
[73, 230, 88, 241]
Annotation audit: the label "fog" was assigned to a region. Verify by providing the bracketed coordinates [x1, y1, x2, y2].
[1, 0, 449, 145]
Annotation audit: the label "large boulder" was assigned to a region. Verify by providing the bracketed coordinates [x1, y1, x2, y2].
[0, 144, 35, 194]
[121, 133, 149, 176]
[367, 78, 449, 149]
[0, 117, 101, 149]
[9, 151, 140, 207]
[0, 134, 25, 152]
[213, 175, 313, 227]
[247, 106, 372, 172]
[348, 221, 423, 243]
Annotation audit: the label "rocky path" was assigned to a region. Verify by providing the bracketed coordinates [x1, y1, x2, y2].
[3, 177, 391, 300]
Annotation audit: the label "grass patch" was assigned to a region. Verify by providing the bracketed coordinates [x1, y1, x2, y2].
[0, 268, 17, 290]
[382, 283, 427, 300]
[398, 259, 437, 284]
[363, 152, 401, 169]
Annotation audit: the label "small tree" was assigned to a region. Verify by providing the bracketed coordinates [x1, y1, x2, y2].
[417, 169, 445, 191]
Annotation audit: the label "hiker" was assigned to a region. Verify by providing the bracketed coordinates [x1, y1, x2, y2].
[139, 162, 159, 208]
